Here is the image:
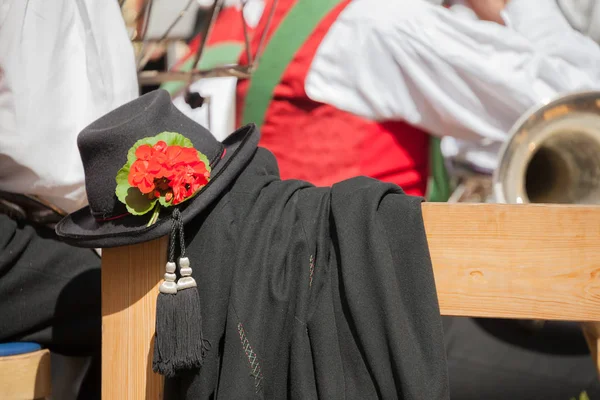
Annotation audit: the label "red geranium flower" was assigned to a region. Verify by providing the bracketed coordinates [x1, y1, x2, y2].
[126, 139, 208, 204]
[159, 146, 202, 179]
[135, 144, 153, 161]
[128, 159, 163, 194]
[117, 132, 212, 221]
[135, 142, 167, 162]
[169, 164, 209, 205]
[153, 141, 168, 154]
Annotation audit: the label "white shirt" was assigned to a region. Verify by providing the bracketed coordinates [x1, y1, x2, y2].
[305, 0, 600, 173]
[0, 0, 139, 213]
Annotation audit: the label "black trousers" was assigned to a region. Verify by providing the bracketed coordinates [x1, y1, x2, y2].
[444, 316, 600, 399]
[0, 215, 100, 399]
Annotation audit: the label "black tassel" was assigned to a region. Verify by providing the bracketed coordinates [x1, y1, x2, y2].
[171, 209, 211, 373]
[151, 213, 181, 377]
[152, 291, 178, 377]
[173, 286, 211, 370]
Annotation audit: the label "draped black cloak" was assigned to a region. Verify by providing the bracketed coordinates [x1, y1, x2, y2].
[164, 148, 449, 399]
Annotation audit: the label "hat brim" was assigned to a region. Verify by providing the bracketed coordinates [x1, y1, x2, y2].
[55, 123, 259, 248]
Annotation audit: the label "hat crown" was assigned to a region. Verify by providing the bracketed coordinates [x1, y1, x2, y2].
[77, 89, 221, 219]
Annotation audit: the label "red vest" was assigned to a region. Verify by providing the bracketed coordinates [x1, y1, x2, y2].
[237, 0, 430, 196]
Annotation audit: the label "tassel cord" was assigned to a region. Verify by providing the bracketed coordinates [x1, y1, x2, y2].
[175, 208, 187, 258]
[169, 209, 180, 263]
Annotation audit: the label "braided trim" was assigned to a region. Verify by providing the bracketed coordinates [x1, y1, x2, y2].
[237, 322, 264, 393]
[309, 255, 315, 288]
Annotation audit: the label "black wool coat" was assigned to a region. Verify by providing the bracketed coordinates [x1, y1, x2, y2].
[164, 148, 449, 399]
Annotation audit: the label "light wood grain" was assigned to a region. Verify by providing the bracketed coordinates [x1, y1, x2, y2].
[422, 202, 600, 321]
[102, 237, 167, 400]
[0, 349, 51, 399]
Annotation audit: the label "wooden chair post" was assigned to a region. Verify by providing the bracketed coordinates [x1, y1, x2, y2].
[101, 237, 168, 400]
[583, 322, 600, 379]
[101, 203, 600, 399]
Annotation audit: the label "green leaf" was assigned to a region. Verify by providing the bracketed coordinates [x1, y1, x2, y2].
[570, 391, 591, 400]
[154, 131, 195, 148]
[197, 151, 212, 174]
[115, 165, 132, 205]
[147, 202, 161, 226]
[124, 187, 157, 215]
[158, 195, 172, 208]
[115, 164, 156, 215]
[580, 391, 590, 400]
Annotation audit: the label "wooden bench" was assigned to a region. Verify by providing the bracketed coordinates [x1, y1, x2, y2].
[101, 203, 600, 399]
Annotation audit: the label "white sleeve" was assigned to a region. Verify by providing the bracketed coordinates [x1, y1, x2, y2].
[0, 0, 138, 212]
[305, 0, 600, 146]
[556, 0, 600, 44]
[502, 0, 600, 73]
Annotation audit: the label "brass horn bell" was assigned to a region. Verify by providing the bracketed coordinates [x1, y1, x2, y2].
[494, 91, 600, 205]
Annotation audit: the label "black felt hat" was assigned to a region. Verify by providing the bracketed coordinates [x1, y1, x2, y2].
[55, 89, 259, 248]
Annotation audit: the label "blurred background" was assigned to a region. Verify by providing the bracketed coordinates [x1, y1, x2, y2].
[2, 0, 600, 398]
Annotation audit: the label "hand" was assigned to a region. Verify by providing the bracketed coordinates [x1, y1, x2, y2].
[466, 0, 510, 25]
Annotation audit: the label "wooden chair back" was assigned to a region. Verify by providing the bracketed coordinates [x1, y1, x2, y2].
[101, 203, 600, 399]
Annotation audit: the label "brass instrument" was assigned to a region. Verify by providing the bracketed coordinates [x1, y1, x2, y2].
[492, 91, 600, 333]
[494, 91, 600, 206]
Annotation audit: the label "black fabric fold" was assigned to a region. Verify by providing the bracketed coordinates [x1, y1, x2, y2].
[164, 148, 448, 399]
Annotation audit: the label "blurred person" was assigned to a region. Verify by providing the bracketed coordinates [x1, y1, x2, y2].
[237, 0, 600, 196]
[440, 0, 600, 176]
[231, 0, 600, 398]
[0, 0, 138, 398]
[558, 0, 600, 44]
[165, 0, 600, 194]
